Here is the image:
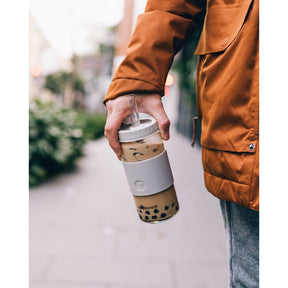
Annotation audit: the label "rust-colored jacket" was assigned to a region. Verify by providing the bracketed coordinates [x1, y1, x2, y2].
[104, 0, 259, 211]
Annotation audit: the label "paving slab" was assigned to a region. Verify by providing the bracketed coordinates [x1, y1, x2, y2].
[30, 127, 229, 288]
[30, 284, 104, 288]
[174, 260, 229, 288]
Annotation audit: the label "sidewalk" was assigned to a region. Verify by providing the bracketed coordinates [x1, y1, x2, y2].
[30, 127, 229, 288]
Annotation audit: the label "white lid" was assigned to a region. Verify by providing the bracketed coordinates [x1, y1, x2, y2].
[118, 117, 159, 142]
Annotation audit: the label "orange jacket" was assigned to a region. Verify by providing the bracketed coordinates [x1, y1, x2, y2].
[104, 0, 259, 211]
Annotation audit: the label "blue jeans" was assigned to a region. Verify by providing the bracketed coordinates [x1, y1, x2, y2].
[220, 200, 259, 288]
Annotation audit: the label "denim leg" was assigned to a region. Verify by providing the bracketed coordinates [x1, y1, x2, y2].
[220, 200, 259, 288]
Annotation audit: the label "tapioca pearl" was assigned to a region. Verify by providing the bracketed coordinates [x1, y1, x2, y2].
[164, 206, 169, 211]
[139, 205, 145, 209]
[152, 215, 157, 220]
[154, 209, 159, 213]
[160, 213, 167, 218]
[145, 210, 150, 215]
[172, 203, 175, 207]
[139, 210, 143, 213]
[175, 206, 179, 211]
[139, 215, 143, 220]
[145, 216, 149, 220]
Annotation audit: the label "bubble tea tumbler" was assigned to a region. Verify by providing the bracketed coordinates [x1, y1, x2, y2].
[118, 95, 179, 223]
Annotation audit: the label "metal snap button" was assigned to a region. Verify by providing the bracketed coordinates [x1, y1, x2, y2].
[249, 143, 255, 151]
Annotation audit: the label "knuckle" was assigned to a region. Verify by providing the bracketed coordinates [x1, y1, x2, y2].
[104, 124, 112, 133]
[160, 118, 170, 128]
[104, 130, 108, 138]
[165, 118, 171, 126]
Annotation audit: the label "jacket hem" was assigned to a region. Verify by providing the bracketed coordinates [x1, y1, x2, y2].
[203, 171, 250, 209]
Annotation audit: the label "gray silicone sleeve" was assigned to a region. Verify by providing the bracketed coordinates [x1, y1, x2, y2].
[122, 149, 174, 196]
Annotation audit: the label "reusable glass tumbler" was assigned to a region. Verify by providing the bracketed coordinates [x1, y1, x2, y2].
[118, 110, 179, 223]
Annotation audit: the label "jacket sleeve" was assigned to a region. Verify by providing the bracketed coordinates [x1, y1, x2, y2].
[103, 0, 205, 103]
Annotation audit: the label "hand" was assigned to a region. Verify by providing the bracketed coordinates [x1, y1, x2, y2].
[104, 94, 170, 160]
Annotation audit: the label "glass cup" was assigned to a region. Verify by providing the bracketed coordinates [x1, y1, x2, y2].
[119, 118, 179, 223]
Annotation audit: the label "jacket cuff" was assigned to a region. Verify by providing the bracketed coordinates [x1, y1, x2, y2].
[103, 78, 164, 104]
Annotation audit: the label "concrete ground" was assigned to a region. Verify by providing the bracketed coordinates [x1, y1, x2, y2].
[30, 127, 229, 288]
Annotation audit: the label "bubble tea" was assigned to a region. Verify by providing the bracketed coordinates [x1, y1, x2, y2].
[118, 95, 179, 223]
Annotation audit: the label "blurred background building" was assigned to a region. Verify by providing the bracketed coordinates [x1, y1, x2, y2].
[29, 0, 202, 143]
[29, 14, 73, 102]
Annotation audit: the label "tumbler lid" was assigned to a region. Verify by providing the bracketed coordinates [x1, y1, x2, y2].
[118, 117, 159, 142]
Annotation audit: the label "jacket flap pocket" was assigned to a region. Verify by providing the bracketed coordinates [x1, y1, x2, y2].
[200, 127, 258, 154]
[194, 0, 252, 55]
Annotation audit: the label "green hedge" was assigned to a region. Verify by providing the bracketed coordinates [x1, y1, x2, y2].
[29, 100, 106, 186]
[77, 112, 106, 140]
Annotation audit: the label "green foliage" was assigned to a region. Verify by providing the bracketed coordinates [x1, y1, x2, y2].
[29, 100, 86, 186]
[44, 74, 62, 95]
[73, 76, 86, 95]
[44, 71, 86, 96]
[29, 100, 107, 186]
[77, 112, 107, 140]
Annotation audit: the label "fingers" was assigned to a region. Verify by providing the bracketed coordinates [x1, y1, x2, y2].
[104, 113, 123, 159]
[104, 94, 171, 161]
[151, 107, 170, 141]
[104, 97, 130, 159]
[137, 94, 170, 141]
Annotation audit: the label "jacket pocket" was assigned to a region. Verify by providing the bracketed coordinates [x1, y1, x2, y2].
[202, 146, 258, 210]
[194, 0, 257, 154]
[194, 0, 253, 55]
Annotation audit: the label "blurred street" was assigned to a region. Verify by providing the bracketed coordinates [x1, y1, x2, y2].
[30, 127, 229, 288]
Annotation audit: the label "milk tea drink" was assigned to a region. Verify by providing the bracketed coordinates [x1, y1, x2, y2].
[118, 97, 179, 223]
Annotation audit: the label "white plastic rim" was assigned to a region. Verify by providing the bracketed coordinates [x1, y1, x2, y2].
[118, 117, 159, 143]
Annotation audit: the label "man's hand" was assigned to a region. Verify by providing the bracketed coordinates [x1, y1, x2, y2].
[104, 94, 170, 160]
